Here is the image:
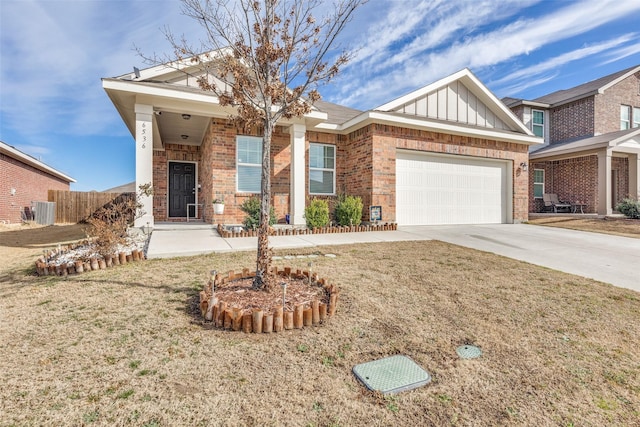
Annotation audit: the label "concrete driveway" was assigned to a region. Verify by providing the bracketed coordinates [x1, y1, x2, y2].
[147, 223, 639, 292]
[400, 224, 640, 293]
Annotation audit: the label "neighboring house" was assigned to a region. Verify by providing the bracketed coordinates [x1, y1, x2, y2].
[102, 57, 541, 228]
[0, 141, 76, 224]
[102, 181, 136, 193]
[504, 65, 640, 215]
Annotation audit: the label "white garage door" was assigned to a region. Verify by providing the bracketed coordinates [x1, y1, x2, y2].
[396, 151, 510, 225]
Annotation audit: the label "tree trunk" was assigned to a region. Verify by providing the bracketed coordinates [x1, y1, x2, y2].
[253, 115, 274, 291]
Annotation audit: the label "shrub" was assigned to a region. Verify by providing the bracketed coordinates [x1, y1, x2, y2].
[240, 197, 276, 230]
[304, 198, 330, 229]
[335, 194, 363, 226]
[86, 183, 152, 256]
[616, 198, 640, 219]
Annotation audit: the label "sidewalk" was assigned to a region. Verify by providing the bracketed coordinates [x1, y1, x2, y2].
[146, 222, 426, 259]
[146, 222, 640, 292]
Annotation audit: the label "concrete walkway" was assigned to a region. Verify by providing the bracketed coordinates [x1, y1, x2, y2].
[146, 222, 640, 292]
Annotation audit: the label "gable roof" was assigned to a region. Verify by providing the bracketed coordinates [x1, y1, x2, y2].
[374, 68, 534, 136]
[532, 65, 640, 106]
[105, 55, 540, 146]
[312, 68, 540, 145]
[0, 141, 75, 183]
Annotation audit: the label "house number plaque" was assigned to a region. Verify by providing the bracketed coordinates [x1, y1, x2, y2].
[138, 122, 148, 149]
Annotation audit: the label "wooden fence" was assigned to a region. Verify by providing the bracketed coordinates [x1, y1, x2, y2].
[48, 190, 134, 224]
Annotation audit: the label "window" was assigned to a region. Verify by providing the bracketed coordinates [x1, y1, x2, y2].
[621, 105, 631, 130]
[236, 135, 262, 193]
[533, 169, 544, 199]
[634, 107, 640, 128]
[532, 109, 544, 138]
[309, 143, 335, 194]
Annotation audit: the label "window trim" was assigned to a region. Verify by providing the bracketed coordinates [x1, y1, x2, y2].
[531, 109, 544, 138]
[633, 107, 640, 128]
[309, 143, 336, 195]
[236, 135, 263, 194]
[533, 168, 545, 199]
[621, 105, 631, 130]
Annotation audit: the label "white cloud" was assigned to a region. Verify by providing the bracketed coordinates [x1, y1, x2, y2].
[498, 74, 559, 98]
[0, 0, 194, 143]
[490, 34, 638, 88]
[328, 0, 640, 108]
[601, 43, 640, 65]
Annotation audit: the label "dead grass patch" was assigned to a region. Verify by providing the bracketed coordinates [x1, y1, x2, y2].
[528, 216, 640, 238]
[1, 225, 640, 426]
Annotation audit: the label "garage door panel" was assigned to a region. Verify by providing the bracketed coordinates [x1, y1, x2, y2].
[396, 151, 508, 225]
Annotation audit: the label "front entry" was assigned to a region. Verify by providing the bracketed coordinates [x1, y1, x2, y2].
[169, 162, 196, 218]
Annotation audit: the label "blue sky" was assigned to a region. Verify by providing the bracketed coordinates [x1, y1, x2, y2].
[1, 0, 640, 191]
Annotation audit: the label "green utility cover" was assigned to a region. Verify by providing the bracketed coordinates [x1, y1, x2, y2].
[456, 345, 482, 359]
[352, 355, 431, 395]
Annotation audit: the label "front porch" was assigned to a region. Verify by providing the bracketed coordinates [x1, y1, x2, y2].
[529, 129, 640, 216]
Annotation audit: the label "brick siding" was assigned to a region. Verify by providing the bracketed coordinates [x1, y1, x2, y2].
[153, 119, 530, 225]
[0, 153, 70, 224]
[196, 120, 291, 225]
[523, 71, 639, 213]
[549, 97, 595, 143]
[613, 157, 629, 207]
[345, 124, 530, 223]
[594, 71, 640, 134]
[152, 144, 201, 221]
[529, 156, 629, 213]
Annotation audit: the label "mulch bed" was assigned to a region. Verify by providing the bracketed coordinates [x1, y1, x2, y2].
[199, 267, 339, 333]
[212, 276, 326, 312]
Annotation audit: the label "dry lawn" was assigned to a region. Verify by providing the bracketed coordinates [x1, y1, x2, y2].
[528, 216, 640, 239]
[1, 224, 640, 426]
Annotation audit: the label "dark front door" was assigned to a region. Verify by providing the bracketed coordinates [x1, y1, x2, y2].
[169, 162, 196, 218]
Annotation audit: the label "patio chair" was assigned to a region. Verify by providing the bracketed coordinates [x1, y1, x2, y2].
[543, 193, 572, 213]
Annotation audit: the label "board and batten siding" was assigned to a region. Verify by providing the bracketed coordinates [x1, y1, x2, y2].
[392, 81, 509, 130]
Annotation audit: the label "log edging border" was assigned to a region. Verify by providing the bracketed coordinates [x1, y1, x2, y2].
[217, 223, 397, 238]
[199, 266, 339, 333]
[34, 243, 145, 276]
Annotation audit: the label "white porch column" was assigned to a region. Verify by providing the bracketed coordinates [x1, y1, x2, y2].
[289, 123, 306, 225]
[597, 149, 612, 216]
[134, 103, 154, 228]
[629, 153, 640, 200]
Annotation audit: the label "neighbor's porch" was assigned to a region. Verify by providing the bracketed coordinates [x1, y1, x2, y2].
[529, 130, 640, 215]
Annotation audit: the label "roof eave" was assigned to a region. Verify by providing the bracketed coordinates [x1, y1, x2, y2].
[103, 78, 329, 134]
[0, 143, 76, 183]
[599, 65, 640, 92]
[317, 111, 542, 145]
[376, 68, 534, 137]
[506, 99, 551, 109]
[548, 89, 600, 108]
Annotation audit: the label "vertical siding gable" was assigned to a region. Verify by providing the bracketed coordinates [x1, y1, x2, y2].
[458, 83, 468, 123]
[393, 81, 510, 131]
[437, 87, 448, 119]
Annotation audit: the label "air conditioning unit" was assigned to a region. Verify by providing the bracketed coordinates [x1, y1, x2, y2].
[32, 201, 56, 225]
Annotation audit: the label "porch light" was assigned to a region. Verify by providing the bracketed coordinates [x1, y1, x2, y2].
[182, 114, 191, 120]
[181, 134, 189, 140]
[520, 162, 528, 172]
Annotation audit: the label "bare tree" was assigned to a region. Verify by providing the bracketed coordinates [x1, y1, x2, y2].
[160, 0, 364, 290]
